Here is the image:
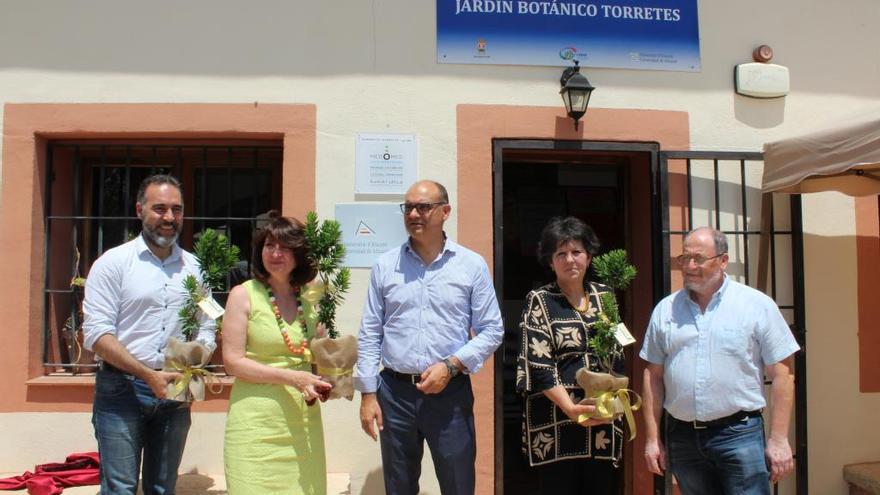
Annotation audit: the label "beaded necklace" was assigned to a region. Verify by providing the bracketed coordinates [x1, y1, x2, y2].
[574, 296, 591, 314]
[266, 283, 310, 357]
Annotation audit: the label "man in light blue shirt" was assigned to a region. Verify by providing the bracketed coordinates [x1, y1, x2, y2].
[355, 180, 503, 495]
[640, 227, 799, 495]
[83, 174, 216, 495]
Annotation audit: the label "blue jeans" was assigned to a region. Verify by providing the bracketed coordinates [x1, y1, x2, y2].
[667, 414, 770, 495]
[377, 369, 476, 495]
[92, 367, 191, 495]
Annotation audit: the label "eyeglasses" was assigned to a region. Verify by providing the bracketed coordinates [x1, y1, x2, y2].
[676, 253, 726, 266]
[399, 202, 447, 214]
[263, 243, 292, 255]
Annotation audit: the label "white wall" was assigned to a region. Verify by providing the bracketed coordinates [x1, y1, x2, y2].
[1, 1, 880, 493]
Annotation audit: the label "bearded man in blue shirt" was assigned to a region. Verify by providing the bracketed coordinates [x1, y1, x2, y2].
[83, 174, 216, 495]
[640, 227, 799, 495]
[354, 180, 504, 495]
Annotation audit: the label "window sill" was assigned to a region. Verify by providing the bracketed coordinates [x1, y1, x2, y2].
[27, 374, 235, 387]
[27, 375, 96, 386]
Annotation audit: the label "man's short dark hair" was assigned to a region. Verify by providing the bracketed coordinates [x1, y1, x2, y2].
[137, 174, 183, 205]
[251, 212, 318, 288]
[429, 181, 449, 204]
[536, 216, 601, 268]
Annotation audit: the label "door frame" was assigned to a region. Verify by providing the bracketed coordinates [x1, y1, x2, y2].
[491, 139, 663, 495]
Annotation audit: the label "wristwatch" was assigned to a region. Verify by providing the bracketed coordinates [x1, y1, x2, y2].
[443, 358, 461, 378]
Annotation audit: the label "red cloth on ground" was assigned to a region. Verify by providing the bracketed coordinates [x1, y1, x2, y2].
[0, 452, 99, 495]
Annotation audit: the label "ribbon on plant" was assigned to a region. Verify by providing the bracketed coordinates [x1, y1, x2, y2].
[167, 359, 224, 401]
[315, 366, 353, 377]
[577, 389, 643, 441]
[300, 281, 325, 305]
[299, 280, 325, 332]
[299, 347, 314, 364]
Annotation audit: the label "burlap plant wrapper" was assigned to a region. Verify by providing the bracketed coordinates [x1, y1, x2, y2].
[310, 335, 357, 400]
[575, 367, 642, 440]
[163, 337, 216, 402]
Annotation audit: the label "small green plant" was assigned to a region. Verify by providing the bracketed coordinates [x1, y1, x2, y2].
[303, 211, 351, 339]
[589, 249, 637, 372]
[592, 249, 637, 292]
[179, 229, 241, 339]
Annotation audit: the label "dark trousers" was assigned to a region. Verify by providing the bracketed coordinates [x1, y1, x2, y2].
[377, 369, 476, 495]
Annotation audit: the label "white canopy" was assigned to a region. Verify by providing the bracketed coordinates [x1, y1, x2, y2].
[763, 118, 880, 196]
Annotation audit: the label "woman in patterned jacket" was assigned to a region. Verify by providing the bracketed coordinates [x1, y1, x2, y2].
[516, 216, 624, 493]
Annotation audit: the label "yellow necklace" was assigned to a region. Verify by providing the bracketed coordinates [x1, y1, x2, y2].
[563, 288, 590, 313]
[574, 296, 591, 313]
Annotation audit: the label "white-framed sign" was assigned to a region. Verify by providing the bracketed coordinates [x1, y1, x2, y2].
[355, 133, 417, 195]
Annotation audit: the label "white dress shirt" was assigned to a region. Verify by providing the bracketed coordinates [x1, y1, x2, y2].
[83, 234, 217, 369]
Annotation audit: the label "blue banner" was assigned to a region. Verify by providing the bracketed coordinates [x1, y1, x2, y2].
[437, 0, 700, 71]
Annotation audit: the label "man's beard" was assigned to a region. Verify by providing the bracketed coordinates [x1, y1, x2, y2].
[684, 271, 722, 295]
[141, 221, 180, 248]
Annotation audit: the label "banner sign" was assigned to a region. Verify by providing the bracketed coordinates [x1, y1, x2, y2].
[437, 0, 700, 72]
[335, 203, 408, 268]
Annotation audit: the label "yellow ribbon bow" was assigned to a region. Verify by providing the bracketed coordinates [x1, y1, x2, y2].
[167, 359, 224, 401]
[315, 366, 353, 377]
[300, 281, 325, 305]
[577, 388, 643, 441]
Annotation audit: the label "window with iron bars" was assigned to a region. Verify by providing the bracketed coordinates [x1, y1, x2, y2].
[43, 142, 283, 374]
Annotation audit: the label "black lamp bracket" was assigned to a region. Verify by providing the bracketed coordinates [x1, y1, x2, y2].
[560, 60, 582, 87]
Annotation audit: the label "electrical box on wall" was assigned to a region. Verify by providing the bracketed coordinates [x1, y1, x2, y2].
[735, 63, 790, 98]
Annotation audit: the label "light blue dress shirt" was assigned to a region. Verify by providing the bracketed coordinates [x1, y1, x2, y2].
[83, 234, 217, 369]
[639, 276, 799, 422]
[354, 237, 504, 394]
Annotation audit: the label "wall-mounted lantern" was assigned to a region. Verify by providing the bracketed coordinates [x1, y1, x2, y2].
[559, 60, 595, 130]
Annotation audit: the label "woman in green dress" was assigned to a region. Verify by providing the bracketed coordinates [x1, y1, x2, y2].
[223, 214, 332, 495]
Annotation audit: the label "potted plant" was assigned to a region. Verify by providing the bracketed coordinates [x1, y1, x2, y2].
[166, 228, 240, 401]
[302, 211, 357, 400]
[575, 249, 641, 438]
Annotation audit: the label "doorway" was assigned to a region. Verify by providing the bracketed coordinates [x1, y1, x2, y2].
[492, 140, 661, 495]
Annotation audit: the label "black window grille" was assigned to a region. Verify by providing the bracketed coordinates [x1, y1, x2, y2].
[43, 143, 283, 373]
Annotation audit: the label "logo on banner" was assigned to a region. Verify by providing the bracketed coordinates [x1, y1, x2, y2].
[356, 221, 376, 236]
[559, 47, 577, 60]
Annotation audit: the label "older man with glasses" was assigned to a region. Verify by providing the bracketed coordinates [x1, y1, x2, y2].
[354, 180, 504, 495]
[639, 226, 800, 495]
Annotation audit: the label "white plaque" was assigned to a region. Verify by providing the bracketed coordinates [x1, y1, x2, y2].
[355, 133, 417, 195]
[614, 323, 636, 347]
[197, 297, 225, 320]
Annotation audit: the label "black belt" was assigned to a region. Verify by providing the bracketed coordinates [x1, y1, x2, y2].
[383, 368, 465, 385]
[671, 410, 763, 430]
[385, 369, 424, 384]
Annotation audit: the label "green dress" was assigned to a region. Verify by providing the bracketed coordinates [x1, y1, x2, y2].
[224, 280, 326, 495]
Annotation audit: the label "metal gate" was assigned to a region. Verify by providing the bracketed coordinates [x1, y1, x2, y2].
[656, 151, 807, 495]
